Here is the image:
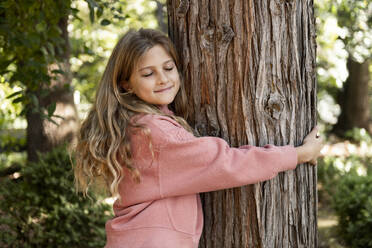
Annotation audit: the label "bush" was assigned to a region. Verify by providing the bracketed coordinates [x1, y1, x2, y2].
[0, 146, 112, 248]
[318, 155, 371, 204]
[331, 170, 372, 248]
[317, 152, 372, 247]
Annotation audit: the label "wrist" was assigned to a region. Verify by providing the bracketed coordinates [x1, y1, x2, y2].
[295, 145, 310, 164]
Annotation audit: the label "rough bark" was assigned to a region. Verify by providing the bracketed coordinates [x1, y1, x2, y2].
[26, 16, 79, 162]
[167, 0, 318, 247]
[334, 57, 371, 135]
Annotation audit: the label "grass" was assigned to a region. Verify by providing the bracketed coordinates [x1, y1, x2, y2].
[318, 204, 347, 248]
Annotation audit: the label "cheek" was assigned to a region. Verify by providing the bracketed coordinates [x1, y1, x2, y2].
[134, 79, 154, 92]
[171, 71, 181, 85]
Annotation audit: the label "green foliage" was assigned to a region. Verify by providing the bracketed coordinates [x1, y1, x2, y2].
[316, 0, 372, 62]
[315, 0, 372, 126]
[0, 130, 26, 154]
[345, 127, 372, 143]
[315, 0, 348, 124]
[319, 155, 371, 183]
[0, 0, 165, 122]
[0, 82, 27, 153]
[0, 0, 72, 119]
[318, 153, 372, 247]
[333, 0, 372, 62]
[0, 0, 126, 121]
[332, 173, 372, 247]
[0, 82, 25, 129]
[0, 146, 112, 248]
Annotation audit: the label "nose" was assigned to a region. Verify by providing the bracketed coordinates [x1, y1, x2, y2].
[157, 71, 168, 85]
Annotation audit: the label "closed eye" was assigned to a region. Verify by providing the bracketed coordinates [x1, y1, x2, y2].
[142, 72, 153, 77]
[164, 66, 174, 71]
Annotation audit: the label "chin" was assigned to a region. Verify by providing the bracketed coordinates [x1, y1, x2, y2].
[156, 101, 173, 106]
[159, 97, 176, 105]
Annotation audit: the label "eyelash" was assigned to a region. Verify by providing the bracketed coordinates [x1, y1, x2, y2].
[142, 67, 174, 77]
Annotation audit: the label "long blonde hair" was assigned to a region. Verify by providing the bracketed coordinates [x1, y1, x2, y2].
[74, 29, 192, 198]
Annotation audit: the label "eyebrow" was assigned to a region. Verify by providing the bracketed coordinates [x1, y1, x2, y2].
[138, 59, 174, 72]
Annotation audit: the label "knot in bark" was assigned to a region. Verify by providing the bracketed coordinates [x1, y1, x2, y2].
[266, 92, 284, 120]
[208, 124, 220, 137]
[200, 28, 215, 52]
[177, 0, 189, 17]
[195, 122, 208, 136]
[217, 25, 234, 45]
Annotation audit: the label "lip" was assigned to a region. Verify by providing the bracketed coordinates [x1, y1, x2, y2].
[154, 85, 173, 93]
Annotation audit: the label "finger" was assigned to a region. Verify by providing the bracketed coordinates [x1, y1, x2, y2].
[312, 125, 319, 134]
[309, 159, 317, 166]
[311, 126, 320, 139]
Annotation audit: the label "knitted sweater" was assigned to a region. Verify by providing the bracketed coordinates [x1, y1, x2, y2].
[104, 107, 298, 248]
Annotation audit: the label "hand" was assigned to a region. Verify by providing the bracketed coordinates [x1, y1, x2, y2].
[295, 126, 324, 165]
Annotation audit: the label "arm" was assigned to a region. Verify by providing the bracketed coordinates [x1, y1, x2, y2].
[147, 116, 298, 198]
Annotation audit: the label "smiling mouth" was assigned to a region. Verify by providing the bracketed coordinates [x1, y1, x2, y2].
[154, 86, 173, 93]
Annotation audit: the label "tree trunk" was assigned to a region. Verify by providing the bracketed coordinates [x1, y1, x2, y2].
[167, 0, 318, 247]
[334, 57, 371, 135]
[26, 16, 79, 162]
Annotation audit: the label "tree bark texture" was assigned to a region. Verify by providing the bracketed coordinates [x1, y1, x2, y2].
[334, 58, 371, 135]
[167, 0, 317, 247]
[26, 16, 79, 162]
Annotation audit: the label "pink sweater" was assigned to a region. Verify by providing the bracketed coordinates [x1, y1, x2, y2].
[105, 107, 298, 248]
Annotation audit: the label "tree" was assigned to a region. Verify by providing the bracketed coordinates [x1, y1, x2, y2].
[335, 58, 371, 134]
[168, 0, 317, 247]
[332, 0, 372, 135]
[0, 0, 128, 161]
[0, 0, 79, 161]
[25, 15, 79, 162]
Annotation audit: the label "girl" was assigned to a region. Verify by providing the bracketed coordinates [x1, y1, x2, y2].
[74, 28, 323, 248]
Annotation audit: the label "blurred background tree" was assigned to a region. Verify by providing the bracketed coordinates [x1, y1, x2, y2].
[0, 0, 79, 162]
[316, 0, 372, 135]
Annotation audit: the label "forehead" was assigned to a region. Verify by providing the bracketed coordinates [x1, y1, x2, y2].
[136, 45, 173, 67]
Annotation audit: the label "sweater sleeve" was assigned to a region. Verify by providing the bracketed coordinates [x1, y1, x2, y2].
[142, 115, 298, 198]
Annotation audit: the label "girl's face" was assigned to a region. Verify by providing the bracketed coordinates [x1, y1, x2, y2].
[124, 45, 180, 106]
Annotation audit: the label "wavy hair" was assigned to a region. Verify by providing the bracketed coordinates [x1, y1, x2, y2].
[74, 29, 193, 199]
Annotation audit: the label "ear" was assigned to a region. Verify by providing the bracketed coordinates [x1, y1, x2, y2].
[120, 80, 132, 92]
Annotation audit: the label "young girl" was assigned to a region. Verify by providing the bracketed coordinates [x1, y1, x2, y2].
[74, 28, 323, 248]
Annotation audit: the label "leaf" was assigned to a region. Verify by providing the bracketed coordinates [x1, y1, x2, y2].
[12, 96, 23, 104]
[20, 108, 27, 116]
[70, 7, 79, 16]
[46, 43, 55, 57]
[6, 90, 23, 99]
[89, 7, 95, 23]
[31, 94, 39, 108]
[52, 114, 64, 120]
[0, 58, 15, 71]
[45, 115, 59, 126]
[96, 6, 103, 18]
[86, 0, 98, 8]
[86, 0, 97, 23]
[51, 69, 64, 75]
[113, 14, 125, 20]
[100, 19, 110, 26]
[47, 102, 56, 117]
